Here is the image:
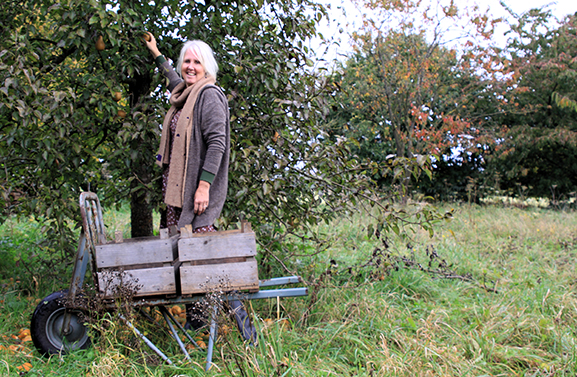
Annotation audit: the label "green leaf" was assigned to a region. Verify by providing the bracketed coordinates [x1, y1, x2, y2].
[262, 182, 271, 196]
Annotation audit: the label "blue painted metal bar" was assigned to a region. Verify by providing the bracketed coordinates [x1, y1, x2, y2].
[119, 313, 173, 365]
[244, 287, 308, 300]
[130, 295, 206, 308]
[159, 306, 191, 361]
[68, 233, 89, 297]
[62, 233, 90, 335]
[205, 305, 219, 372]
[259, 276, 302, 287]
[162, 307, 201, 349]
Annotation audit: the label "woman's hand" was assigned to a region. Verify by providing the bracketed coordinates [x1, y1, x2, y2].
[143, 32, 161, 58]
[194, 181, 210, 215]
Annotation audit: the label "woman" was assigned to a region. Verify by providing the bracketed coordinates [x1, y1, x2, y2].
[145, 34, 255, 342]
[145, 34, 229, 233]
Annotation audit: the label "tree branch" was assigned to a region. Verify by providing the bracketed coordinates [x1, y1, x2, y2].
[40, 47, 78, 73]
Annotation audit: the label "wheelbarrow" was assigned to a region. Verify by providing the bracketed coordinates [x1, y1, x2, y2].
[30, 192, 307, 371]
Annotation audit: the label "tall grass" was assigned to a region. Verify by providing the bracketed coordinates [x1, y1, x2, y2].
[0, 203, 576, 376]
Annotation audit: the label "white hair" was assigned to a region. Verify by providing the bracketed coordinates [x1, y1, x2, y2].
[176, 40, 219, 79]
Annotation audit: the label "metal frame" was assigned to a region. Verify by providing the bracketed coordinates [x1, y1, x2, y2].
[64, 192, 307, 372]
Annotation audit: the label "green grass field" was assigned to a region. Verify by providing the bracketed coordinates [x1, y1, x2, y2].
[0, 202, 576, 376]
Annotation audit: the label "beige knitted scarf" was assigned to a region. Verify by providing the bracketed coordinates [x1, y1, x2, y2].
[156, 75, 216, 208]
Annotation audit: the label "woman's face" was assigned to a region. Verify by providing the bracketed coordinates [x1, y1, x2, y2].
[181, 48, 205, 87]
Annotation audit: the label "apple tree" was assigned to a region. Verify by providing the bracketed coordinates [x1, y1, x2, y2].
[1, 0, 449, 284]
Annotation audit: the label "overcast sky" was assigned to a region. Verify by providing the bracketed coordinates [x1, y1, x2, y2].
[488, 0, 577, 44]
[313, 0, 577, 64]
[496, 0, 577, 18]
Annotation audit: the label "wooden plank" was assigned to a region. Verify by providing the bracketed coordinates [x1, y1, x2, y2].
[97, 266, 176, 297]
[102, 262, 174, 270]
[181, 257, 247, 267]
[180, 260, 259, 295]
[115, 231, 124, 243]
[96, 234, 179, 268]
[159, 228, 169, 240]
[178, 231, 257, 262]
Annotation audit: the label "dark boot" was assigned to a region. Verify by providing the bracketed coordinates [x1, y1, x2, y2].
[229, 299, 257, 343]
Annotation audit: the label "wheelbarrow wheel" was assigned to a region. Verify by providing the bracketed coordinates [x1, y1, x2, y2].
[31, 289, 91, 356]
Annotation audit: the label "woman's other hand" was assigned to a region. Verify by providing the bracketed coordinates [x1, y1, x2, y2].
[194, 181, 210, 215]
[143, 32, 161, 58]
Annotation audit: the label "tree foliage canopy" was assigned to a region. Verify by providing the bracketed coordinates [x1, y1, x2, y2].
[1, 0, 447, 281]
[325, 1, 577, 201]
[487, 11, 577, 198]
[325, 0, 500, 198]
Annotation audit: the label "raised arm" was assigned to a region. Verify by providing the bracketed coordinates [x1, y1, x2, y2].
[144, 32, 182, 92]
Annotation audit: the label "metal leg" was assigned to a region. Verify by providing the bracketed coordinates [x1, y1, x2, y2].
[118, 313, 173, 365]
[205, 304, 219, 372]
[155, 307, 201, 349]
[68, 233, 89, 297]
[62, 233, 90, 336]
[159, 306, 191, 361]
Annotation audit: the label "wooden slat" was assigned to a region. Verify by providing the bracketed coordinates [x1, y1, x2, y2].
[97, 266, 176, 297]
[181, 257, 246, 267]
[106, 262, 165, 270]
[178, 231, 256, 262]
[180, 259, 259, 295]
[96, 234, 179, 268]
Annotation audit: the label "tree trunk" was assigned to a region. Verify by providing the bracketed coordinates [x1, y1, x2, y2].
[129, 74, 155, 238]
[130, 186, 153, 238]
[130, 166, 153, 238]
[393, 125, 410, 205]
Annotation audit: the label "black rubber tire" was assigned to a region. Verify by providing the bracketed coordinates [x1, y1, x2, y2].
[30, 289, 91, 356]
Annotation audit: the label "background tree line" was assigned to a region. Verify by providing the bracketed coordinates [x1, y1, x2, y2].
[327, 1, 577, 202]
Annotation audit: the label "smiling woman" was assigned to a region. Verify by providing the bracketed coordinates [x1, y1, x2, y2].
[143, 34, 226, 233]
[143, 33, 256, 342]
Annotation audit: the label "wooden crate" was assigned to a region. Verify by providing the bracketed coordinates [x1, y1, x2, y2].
[95, 233, 179, 298]
[178, 223, 259, 295]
